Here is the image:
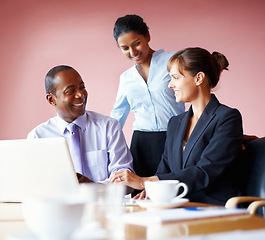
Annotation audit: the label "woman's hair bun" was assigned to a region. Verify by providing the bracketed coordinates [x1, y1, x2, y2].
[212, 51, 229, 72]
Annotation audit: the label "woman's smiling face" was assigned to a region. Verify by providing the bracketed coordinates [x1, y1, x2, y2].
[168, 63, 198, 103]
[117, 31, 152, 65]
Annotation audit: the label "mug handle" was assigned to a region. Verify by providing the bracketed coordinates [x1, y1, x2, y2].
[175, 182, 188, 199]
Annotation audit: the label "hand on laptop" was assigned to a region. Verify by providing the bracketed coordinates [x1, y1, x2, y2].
[76, 173, 94, 183]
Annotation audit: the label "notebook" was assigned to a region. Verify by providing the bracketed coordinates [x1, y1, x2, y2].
[0, 137, 79, 203]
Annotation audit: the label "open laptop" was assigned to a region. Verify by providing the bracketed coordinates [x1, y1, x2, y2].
[0, 137, 80, 203]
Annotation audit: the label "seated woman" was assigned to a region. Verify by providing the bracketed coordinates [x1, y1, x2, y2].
[110, 47, 243, 205]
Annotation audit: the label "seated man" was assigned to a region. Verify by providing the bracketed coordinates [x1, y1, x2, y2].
[28, 65, 134, 183]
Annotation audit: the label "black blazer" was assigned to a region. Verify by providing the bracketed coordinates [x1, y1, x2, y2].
[156, 94, 243, 205]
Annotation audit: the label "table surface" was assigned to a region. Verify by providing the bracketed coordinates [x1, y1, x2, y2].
[1, 202, 265, 240]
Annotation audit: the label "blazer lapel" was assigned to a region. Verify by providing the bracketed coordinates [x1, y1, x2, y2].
[173, 111, 191, 169]
[182, 95, 220, 168]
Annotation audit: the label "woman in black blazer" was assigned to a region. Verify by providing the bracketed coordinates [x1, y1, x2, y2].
[110, 47, 243, 205]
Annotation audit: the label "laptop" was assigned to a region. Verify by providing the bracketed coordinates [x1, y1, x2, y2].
[0, 137, 80, 203]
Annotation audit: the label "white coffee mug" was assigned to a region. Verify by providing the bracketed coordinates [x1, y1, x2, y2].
[145, 180, 188, 203]
[22, 196, 85, 240]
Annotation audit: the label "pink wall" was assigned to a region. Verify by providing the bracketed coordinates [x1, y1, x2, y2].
[1, 0, 264, 143]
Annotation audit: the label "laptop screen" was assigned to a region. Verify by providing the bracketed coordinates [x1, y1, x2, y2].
[0, 137, 79, 203]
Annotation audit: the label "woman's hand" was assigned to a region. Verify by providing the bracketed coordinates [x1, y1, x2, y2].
[242, 134, 259, 150]
[109, 170, 145, 190]
[133, 190, 148, 200]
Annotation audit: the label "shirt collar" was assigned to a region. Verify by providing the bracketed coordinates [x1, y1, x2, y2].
[153, 49, 164, 57]
[56, 112, 87, 134]
[134, 49, 164, 68]
[73, 112, 87, 131]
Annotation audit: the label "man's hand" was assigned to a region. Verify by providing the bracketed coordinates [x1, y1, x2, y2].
[76, 173, 94, 183]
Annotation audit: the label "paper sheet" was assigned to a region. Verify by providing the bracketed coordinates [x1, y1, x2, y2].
[122, 207, 248, 225]
[161, 229, 265, 240]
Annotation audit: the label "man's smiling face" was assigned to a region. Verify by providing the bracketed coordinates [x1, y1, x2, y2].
[49, 69, 88, 123]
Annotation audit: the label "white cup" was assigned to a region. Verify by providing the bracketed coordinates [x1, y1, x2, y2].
[22, 196, 85, 240]
[145, 180, 188, 203]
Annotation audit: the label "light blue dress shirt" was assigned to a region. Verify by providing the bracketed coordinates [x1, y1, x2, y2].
[111, 49, 185, 131]
[27, 111, 134, 182]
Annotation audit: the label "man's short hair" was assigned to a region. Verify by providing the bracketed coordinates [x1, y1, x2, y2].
[45, 65, 74, 95]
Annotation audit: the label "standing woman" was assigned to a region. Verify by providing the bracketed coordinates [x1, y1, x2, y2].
[111, 47, 243, 205]
[111, 14, 185, 179]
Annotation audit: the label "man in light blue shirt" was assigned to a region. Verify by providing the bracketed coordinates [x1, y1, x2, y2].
[28, 65, 134, 183]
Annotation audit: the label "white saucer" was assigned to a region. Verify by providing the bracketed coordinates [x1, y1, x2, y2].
[135, 198, 189, 209]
